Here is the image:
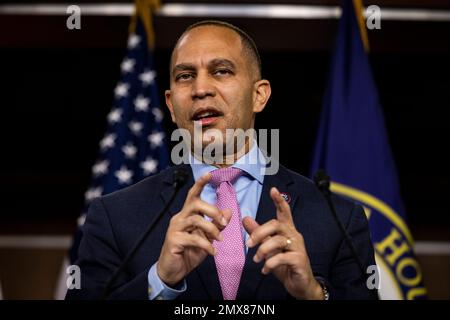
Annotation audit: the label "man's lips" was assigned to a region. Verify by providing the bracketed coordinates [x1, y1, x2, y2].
[195, 116, 219, 126]
[191, 108, 223, 126]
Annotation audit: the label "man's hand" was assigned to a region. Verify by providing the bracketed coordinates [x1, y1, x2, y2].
[242, 187, 324, 300]
[157, 173, 232, 287]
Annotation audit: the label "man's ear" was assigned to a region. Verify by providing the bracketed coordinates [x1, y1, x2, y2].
[165, 90, 177, 123]
[252, 79, 271, 113]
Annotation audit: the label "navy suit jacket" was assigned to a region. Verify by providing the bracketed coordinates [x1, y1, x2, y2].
[66, 164, 378, 300]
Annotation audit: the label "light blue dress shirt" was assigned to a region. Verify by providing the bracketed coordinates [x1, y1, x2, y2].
[147, 141, 266, 300]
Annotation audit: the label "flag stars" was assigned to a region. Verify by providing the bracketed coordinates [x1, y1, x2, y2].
[134, 95, 150, 112]
[148, 131, 164, 148]
[92, 159, 109, 176]
[85, 187, 103, 201]
[139, 70, 156, 86]
[107, 108, 122, 124]
[115, 166, 133, 185]
[115, 82, 130, 98]
[122, 142, 137, 159]
[128, 34, 141, 49]
[129, 121, 143, 135]
[140, 157, 158, 175]
[100, 133, 116, 150]
[152, 108, 163, 122]
[121, 58, 135, 73]
[77, 214, 86, 227]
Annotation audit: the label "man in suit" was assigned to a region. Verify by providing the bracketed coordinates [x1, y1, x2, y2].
[66, 20, 377, 300]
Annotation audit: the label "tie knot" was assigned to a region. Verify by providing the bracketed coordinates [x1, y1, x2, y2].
[210, 167, 243, 187]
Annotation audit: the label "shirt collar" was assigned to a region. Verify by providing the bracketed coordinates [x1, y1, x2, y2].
[189, 139, 266, 184]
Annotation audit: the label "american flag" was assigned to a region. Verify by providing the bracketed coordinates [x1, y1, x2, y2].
[67, 17, 169, 266]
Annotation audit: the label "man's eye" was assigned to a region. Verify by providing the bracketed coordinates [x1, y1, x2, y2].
[176, 73, 193, 81]
[214, 69, 231, 76]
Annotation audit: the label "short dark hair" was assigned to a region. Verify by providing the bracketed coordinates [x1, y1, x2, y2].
[171, 20, 262, 79]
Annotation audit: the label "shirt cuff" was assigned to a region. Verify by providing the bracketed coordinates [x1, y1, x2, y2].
[147, 262, 187, 300]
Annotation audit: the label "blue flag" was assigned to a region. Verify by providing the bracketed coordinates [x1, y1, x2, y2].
[68, 10, 169, 266]
[310, 0, 426, 299]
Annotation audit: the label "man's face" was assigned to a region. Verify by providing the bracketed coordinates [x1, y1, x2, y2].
[165, 26, 268, 150]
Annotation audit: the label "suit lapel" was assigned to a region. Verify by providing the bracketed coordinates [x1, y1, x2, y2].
[236, 165, 300, 299]
[160, 164, 222, 299]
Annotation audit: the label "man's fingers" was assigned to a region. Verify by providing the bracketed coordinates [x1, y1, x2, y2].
[177, 233, 216, 256]
[261, 252, 292, 275]
[244, 188, 296, 249]
[222, 208, 232, 225]
[253, 235, 287, 263]
[270, 187, 294, 224]
[187, 172, 211, 201]
[182, 215, 223, 241]
[189, 199, 228, 227]
[246, 219, 286, 248]
[208, 208, 232, 231]
[243, 216, 266, 250]
[242, 216, 260, 235]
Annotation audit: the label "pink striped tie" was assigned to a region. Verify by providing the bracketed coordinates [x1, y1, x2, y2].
[210, 167, 245, 300]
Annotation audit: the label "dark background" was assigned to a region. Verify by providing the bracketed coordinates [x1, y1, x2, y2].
[1, 0, 449, 240]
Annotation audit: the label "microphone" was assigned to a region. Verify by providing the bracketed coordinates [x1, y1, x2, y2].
[173, 168, 189, 188]
[100, 168, 189, 299]
[314, 170, 366, 277]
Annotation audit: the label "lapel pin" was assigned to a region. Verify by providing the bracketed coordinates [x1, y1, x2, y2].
[280, 192, 291, 204]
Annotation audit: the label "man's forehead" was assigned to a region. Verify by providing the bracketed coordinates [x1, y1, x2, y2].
[179, 25, 240, 44]
[173, 26, 243, 63]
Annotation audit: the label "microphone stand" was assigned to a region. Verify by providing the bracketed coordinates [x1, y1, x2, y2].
[314, 170, 366, 277]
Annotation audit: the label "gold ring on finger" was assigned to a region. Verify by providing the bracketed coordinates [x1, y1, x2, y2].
[284, 238, 292, 251]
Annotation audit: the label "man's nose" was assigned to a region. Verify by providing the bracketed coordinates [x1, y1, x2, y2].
[191, 72, 216, 99]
